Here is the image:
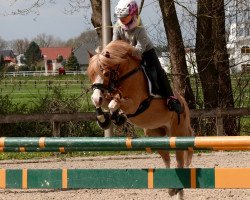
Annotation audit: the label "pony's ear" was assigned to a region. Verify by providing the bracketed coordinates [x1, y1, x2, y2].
[95, 46, 102, 54]
[88, 50, 95, 58]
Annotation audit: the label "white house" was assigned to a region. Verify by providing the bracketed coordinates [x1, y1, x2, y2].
[158, 48, 197, 74]
[40, 47, 72, 75]
[226, 1, 250, 73]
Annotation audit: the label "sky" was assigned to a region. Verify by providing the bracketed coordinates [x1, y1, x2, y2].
[0, 0, 92, 41]
[0, 0, 163, 42]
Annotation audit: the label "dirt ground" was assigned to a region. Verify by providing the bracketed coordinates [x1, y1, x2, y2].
[0, 151, 249, 200]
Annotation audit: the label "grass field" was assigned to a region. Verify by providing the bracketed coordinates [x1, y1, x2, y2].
[0, 74, 93, 110]
[0, 73, 249, 110]
[1, 74, 249, 103]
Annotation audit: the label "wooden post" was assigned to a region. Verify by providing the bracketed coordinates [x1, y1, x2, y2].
[216, 108, 224, 136]
[52, 122, 61, 137]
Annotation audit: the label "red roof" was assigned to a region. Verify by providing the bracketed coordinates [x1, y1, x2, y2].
[4, 56, 16, 63]
[41, 47, 72, 60]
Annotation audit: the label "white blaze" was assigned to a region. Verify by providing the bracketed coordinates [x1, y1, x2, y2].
[91, 75, 104, 107]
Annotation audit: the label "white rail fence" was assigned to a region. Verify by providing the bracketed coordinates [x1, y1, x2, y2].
[3, 71, 86, 77]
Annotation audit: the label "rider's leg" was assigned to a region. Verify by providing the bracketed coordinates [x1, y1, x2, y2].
[141, 60, 160, 95]
[142, 49, 183, 114]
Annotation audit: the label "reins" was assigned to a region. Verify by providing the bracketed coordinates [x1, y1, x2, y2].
[92, 65, 143, 93]
[116, 66, 142, 86]
[91, 51, 153, 118]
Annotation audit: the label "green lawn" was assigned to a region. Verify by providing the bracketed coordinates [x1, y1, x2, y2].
[0, 73, 249, 109]
[0, 75, 92, 108]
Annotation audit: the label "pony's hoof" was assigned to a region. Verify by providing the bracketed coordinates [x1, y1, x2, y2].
[168, 188, 183, 197]
[112, 114, 127, 126]
[96, 113, 111, 129]
[176, 189, 184, 200]
[111, 111, 127, 126]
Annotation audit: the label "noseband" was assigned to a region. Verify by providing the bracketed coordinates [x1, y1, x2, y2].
[91, 51, 152, 119]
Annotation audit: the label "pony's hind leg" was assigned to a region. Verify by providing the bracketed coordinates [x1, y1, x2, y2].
[169, 122, 186, 199]
[158, 150, 170, 168]
[145, 128, 184, 200]
[176, 150, 185, 168]
[158, 150, 184, 200]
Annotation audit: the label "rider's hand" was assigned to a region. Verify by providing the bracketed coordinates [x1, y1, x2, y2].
[131, 48, 142, 60]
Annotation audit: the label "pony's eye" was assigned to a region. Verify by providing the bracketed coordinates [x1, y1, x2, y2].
[104, 72, 109, 77]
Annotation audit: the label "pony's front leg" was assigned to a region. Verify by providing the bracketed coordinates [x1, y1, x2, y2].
[108, 99, 127, 126]
[108, 99, 120, 113]
[95, 107, 111, 130]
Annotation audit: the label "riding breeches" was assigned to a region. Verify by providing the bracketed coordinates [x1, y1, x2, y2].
[142, 48, 173, 98]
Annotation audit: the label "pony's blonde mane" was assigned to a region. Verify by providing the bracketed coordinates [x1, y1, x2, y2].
[87, 40, 136, 82]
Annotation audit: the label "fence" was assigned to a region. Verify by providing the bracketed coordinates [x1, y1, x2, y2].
[0, 107, 249, 136]
[0, 136, 250, 152]
[0, 136, 249, 189]
[3, 71, 85, 77]
[0, 168, 249, 189]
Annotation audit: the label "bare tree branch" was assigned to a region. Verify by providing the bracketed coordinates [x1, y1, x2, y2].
[139, 0, 145, 15]
[2, 0, 45, 16]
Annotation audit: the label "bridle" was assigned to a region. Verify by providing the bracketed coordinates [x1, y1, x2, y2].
[91, 62, 142, 95]
[91, 51, 153, 119]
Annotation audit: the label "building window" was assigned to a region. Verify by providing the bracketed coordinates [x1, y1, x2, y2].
[238, 27, 244, 36]
[241, 46, 250, 53]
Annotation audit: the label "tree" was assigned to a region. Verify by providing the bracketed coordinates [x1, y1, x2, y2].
[65, 52, 79, 71]
[196, 0, 219, 108]
[196, 0, 237, 135]
[0, 55, 5, 71]
[10, 39, 30, 54]
[24, 41, 42, 70]
[212, 0, 237, 135]
[0, 36, 7, 50]
[66, 30, 99, 48]
[90, 0, 102, 42]
[158, 0, 198, 132]
[158, 0, 196, 106]
[33, 33, 65, 47]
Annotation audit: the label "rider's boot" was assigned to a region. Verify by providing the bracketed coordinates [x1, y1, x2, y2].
[167, 96, 183, 114]
[142, 48, 183, 114]
[153, 58, 183, 114]
[157, 70, 183, 114]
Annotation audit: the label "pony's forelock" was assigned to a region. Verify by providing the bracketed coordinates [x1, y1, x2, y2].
[87, 40, 138, 82]
[97, 40, 135, 69]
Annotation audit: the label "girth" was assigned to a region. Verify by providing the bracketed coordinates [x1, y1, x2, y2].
[126, 96, 153, 118]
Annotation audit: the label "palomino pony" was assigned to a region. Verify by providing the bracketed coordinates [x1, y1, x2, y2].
[87, 40, 193, 200]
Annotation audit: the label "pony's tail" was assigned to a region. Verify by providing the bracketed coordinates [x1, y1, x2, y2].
[185, 126, 194, 167]
[174, 91, 194, 167]
[184, 104, 194, 167]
